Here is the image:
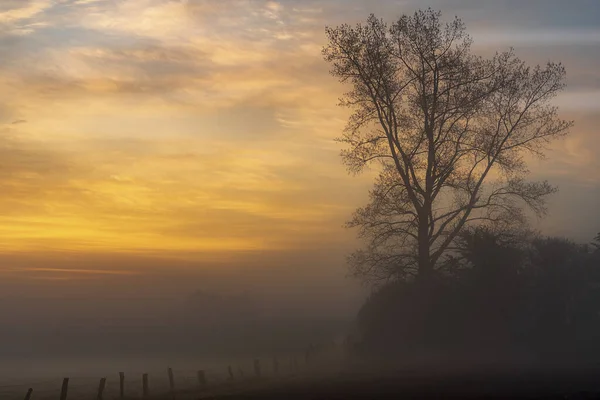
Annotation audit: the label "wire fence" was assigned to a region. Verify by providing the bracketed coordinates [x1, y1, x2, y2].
[0, 344, 347, 399]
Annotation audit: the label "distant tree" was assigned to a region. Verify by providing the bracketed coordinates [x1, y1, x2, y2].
[355, 232, 600, 365]
[454, 226, 525, 281]
[323, 9, 572, 283]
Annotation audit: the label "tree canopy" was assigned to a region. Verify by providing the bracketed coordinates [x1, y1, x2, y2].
[323, 9, 572, 283]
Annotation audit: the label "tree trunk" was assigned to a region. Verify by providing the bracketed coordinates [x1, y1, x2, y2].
[417, 213, 432, 282]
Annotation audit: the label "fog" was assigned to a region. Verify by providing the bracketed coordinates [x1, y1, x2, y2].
[0, 252, 360, 397]
[1, 0, 600, 398]
[0, 249, 362, 360]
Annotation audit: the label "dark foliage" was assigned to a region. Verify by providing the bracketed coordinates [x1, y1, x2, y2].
[356, 230, 600, 367]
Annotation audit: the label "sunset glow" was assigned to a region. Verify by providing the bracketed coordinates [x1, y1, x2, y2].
[0, 0, 598, 280]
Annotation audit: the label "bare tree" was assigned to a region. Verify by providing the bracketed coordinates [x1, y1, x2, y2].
[322, 9, 572, 284]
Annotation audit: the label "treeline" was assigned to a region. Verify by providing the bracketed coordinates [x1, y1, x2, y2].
[355, 229, 600, 368]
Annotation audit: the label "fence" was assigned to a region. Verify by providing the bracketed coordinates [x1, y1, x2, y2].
[0, 343, 346, 399]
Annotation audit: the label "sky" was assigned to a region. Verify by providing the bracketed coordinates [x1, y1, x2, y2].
[0, 0, 599, 315]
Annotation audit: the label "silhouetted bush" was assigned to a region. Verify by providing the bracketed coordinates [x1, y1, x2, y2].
[356, 229, 600, 368]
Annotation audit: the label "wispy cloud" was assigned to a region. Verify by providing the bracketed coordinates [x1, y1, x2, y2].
[15, 267, 140, 275]
[473, 28, 600, 47]
[0, 0, 598, 270]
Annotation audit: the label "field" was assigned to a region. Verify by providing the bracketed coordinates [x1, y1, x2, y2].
[5, 347, 600, 398]
[0, 346, 344, 399]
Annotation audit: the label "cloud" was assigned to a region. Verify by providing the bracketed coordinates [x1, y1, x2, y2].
[0, 0, 53, 35]
[13, 267, 140, 276]
[536, 111, 600, 185]
[471, 28, 600, 47]
[0, 117, 360, 256]
[0, 1, 52, 24]
[556, 91, 600, 112]
[0, 0, 597, 276]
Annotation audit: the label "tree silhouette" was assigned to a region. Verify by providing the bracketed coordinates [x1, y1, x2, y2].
[356, 231, 600, 365]
[323, 9, 572, 283]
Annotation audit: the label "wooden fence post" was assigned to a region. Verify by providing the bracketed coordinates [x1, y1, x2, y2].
[197, 370, 206, 388]
[119, 372, 125, 399]
[168, 367, 176, 399]
[60, 378, 69, 400]
[253, 359, 261, 378]
[142, 373, 149, 398]
[24, 388, 33, 400]
[97, 378, 106, 400]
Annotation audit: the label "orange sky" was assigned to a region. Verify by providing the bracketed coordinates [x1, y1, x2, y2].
[0, 0, 599, 295]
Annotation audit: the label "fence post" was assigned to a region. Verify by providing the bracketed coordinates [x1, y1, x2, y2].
[168, 367, 176, 399]
[253, 359, 261, 378]
[119, 372, 125, 399]
[197, 370, 207, 388]
[60, 378, 69, 400]
[142, 373, 149, 398]
[24, 388, 33, 400]
[97, 378, 106, 400]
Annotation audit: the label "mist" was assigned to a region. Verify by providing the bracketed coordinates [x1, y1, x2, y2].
[1, 0, 599, 399]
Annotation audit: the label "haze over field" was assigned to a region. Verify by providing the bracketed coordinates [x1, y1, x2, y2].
[0, 0, 599, 373]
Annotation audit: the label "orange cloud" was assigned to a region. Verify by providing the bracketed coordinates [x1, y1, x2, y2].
[0, 0, 597, 271]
